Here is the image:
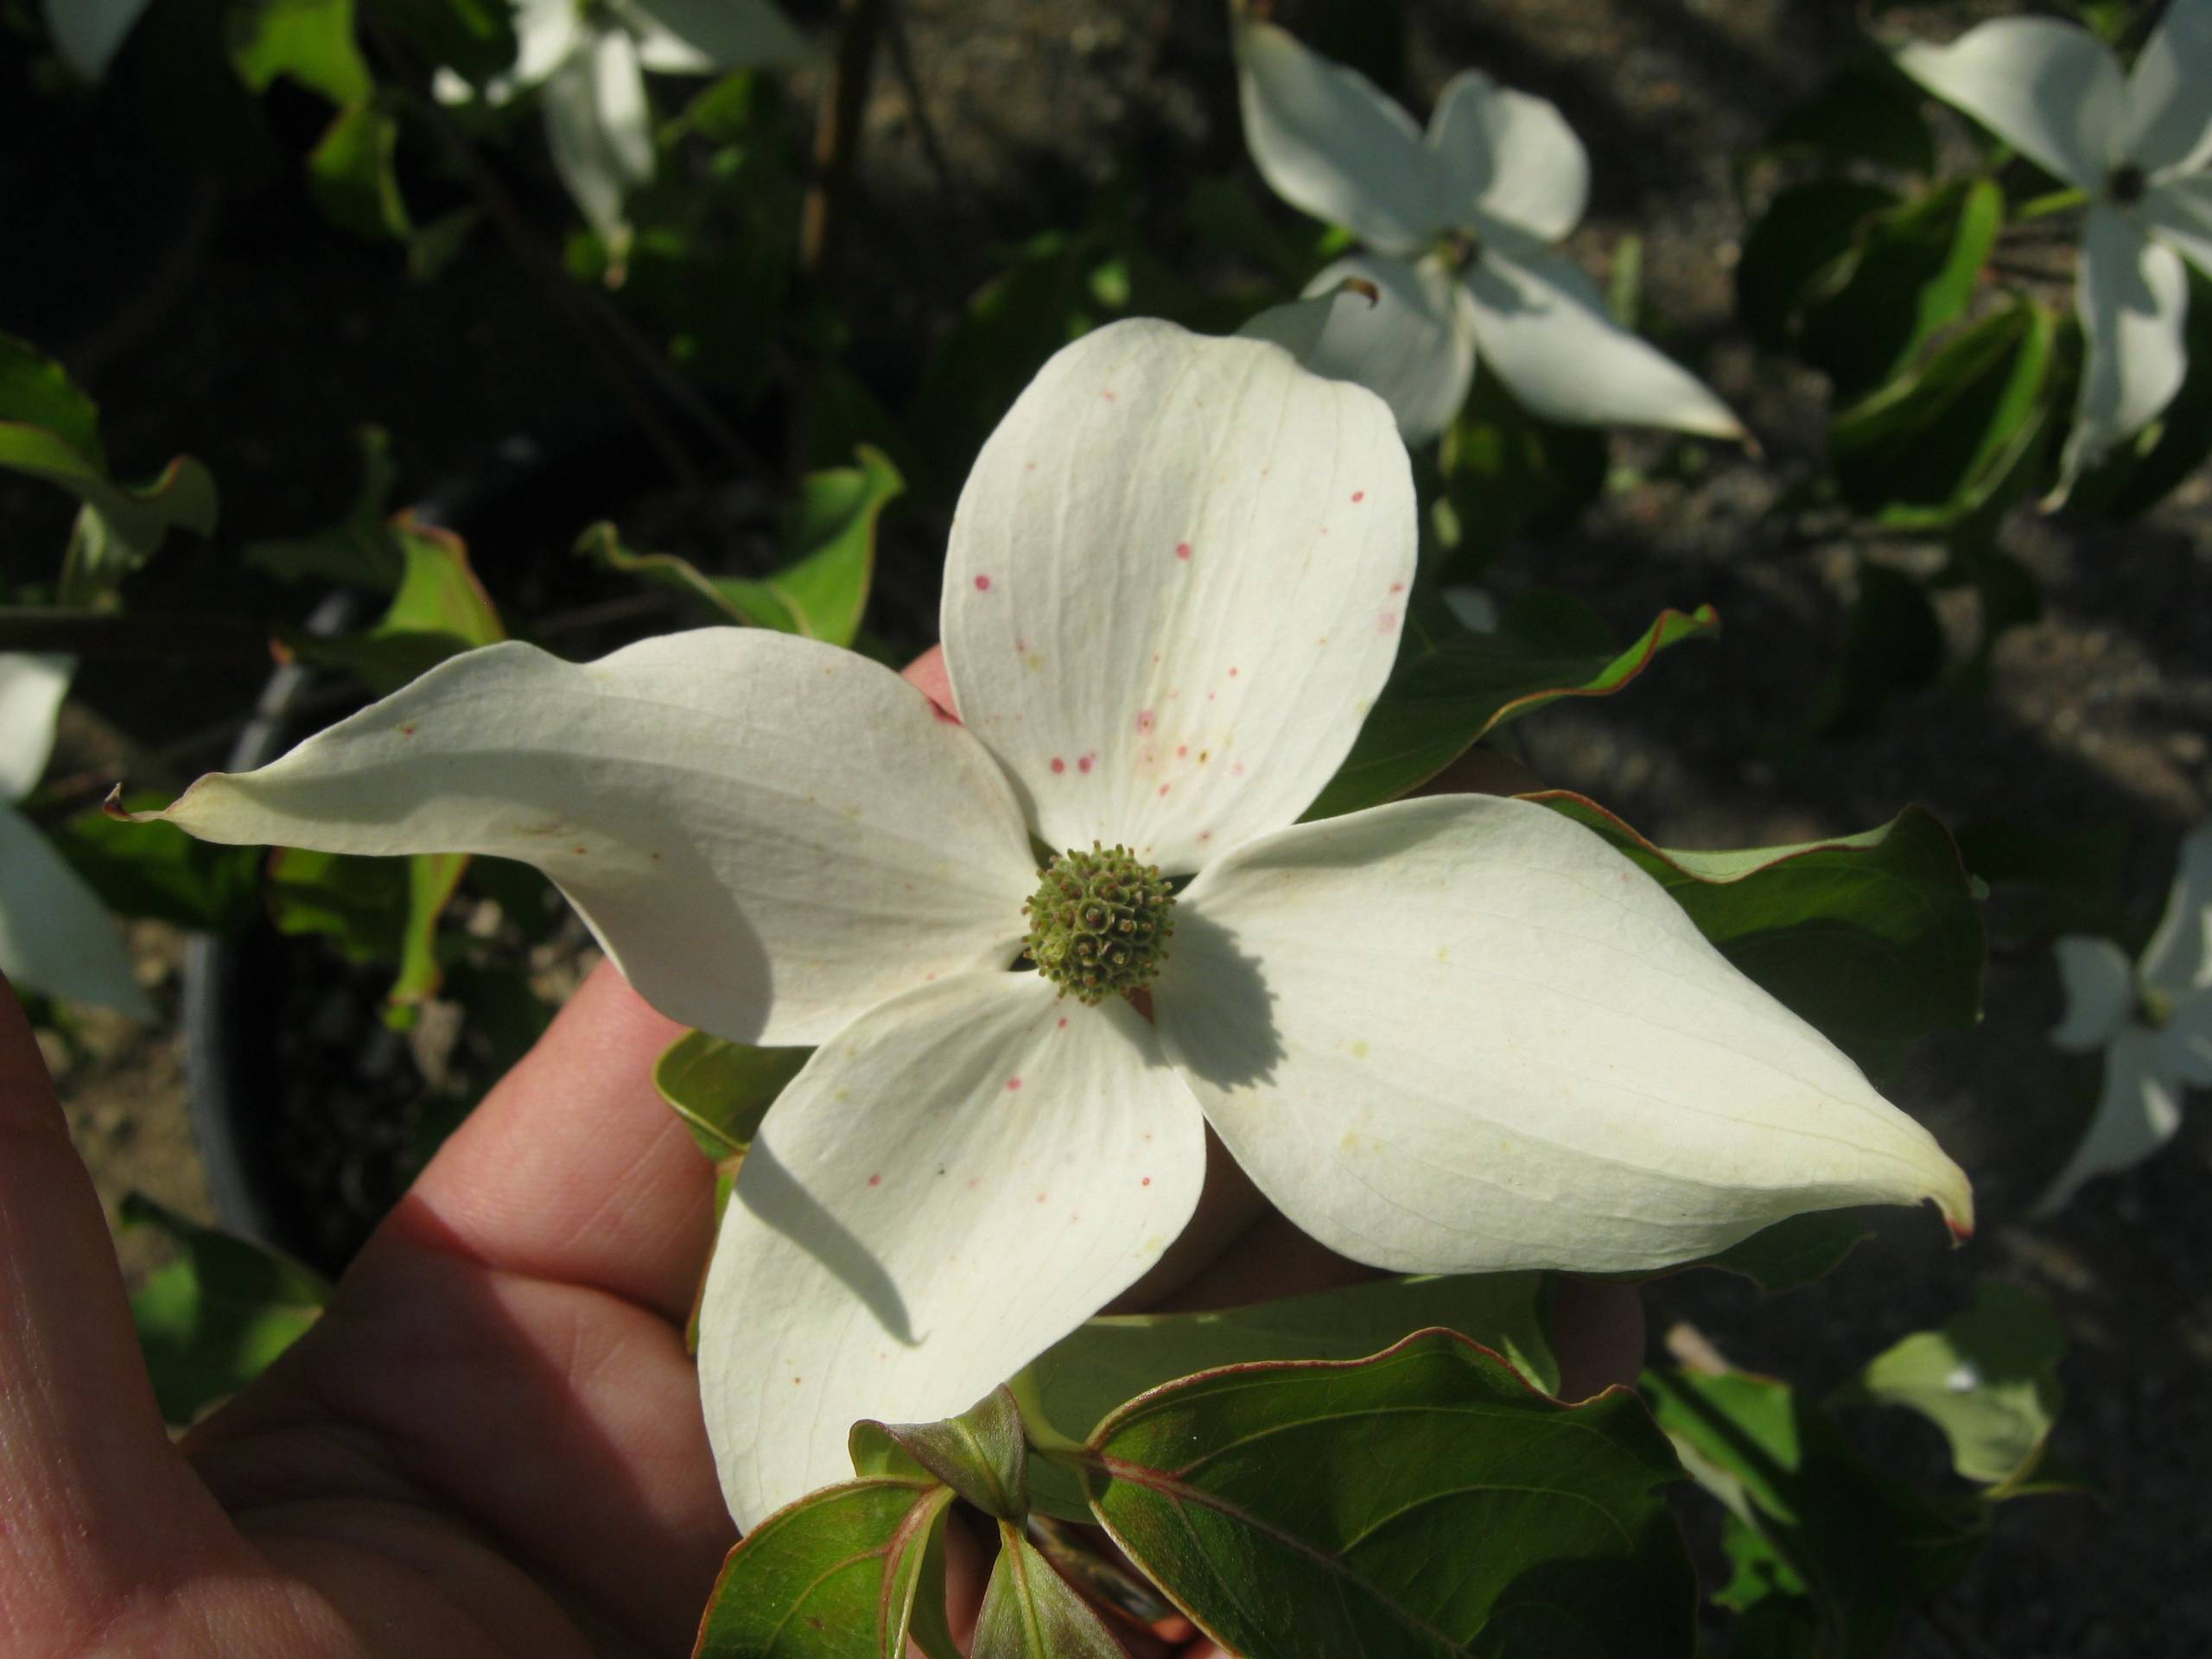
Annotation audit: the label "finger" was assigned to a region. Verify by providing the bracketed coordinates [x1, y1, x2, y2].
[377, 957, 714, 1324]
[0, 977, 238, 1639]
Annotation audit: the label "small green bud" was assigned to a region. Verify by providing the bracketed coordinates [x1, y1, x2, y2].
[1022, 842, 1176, 1003]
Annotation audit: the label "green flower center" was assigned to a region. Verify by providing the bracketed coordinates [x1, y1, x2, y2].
[1023, 843, 1177, 1003]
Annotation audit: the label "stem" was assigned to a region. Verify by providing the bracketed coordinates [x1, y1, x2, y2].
[2012, 185, 2088, 223]
[789, 0, 891, 470]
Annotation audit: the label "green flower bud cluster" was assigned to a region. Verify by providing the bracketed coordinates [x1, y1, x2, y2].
[1023, 842, 1177, 1003]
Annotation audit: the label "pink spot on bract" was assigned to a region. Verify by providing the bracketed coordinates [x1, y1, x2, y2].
[1141, 1176, 1152, 1186]
[1101, 389, 1117, 402]
[400, 724, 417, 736]
[1389, 582, 1406, 594]
[1159, 783, 1171, 797]
[974, 575, 991, 591]
[1175, 542, 1192, 560]
[1352, 490, 1366, 503]
[1007, 1076, 1022, 1091]
[1207, 691, 1217, 702]
[1036, 1192, 1048, 1203]
[1015, 637, 1028, 652]
[1232, 762, 1247, 777]
[967, 1177, 981, 1190]
[1135, 709, 1155, 734]
[1378, 610, 1397, 635]
[868, 1173, 882, 1187]
[1057, 1016, 1068, 1029]
[1051, 757, 1066, 774]
[1177, 744, 1188, 758]
[1228, 665, 1240, 677]
[1199, 830, 1213, 842]
[1078, 753, 1096, 774]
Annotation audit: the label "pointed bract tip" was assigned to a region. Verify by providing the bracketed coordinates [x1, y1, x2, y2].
[101, 784, 130, 822]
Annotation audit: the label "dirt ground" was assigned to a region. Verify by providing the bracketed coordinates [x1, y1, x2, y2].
[10, 1, 2208, 1653]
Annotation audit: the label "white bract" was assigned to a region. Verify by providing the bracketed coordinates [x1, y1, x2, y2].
[437, 0, 809, 251]
[1895, 1, 2212, 491]
[41, 0, 154, 81]
[0, 656, 153, 1019]
[1233, 19, 1745, 446]
[135, 320, 1967, 1528]
[2042, 823, 2212, 1214]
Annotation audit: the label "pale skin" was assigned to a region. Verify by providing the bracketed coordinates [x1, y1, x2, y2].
[0, 649, 1642, 1657]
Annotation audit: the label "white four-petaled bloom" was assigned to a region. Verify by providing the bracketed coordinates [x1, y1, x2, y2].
[0, 655, 154, 1019]
[1895, 0, 2212, 491]
[136, 321, 1967, 1527]
[2043, 822, 2212, 1215]
[436, 0, 809, 251]
[1233, 18, 1746, 446]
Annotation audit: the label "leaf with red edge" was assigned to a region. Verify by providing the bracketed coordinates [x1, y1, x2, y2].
[1072, 1328, 1695, 1658]
[1534, 795, 1983, 1078]
[1306, 592, 1718, 821]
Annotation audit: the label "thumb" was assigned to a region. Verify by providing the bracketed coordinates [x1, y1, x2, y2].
[0, 977, 238, 1647]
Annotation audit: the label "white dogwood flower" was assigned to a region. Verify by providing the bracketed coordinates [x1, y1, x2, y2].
[438, 0, 808, 251]
[130, 321, 1967, 1526]
[1895, 1, 2212, 490]
[1233, 18, 1745, 445]
[0, 656, 152, 1019]
[2042, 823, 2212, 1214]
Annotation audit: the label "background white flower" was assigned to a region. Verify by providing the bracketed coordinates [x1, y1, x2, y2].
[133, 320, 1967, 1528]
[438, 0, 810, 251]
[40, 0, 155, 82]
[1895, 1, 2212, 492]
[1233, 17, 1745, 446]
[0, 655, 153, 1019]
[2042, 822, 2212, 1214]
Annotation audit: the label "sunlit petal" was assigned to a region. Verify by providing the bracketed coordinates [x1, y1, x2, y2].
[1240, 253, 1476, 443]
[2032, 1027, 2184, 1215]
[1893, 17, 2124, 188]
[1156, 795, 1973, 1274]
[1463, 246, 1746, 439]
[698, 973, 1205, 1527]
[1427, 69, 1590, 244]
[941, 319, 1415, 874]
[2058, 204, 2190, 490]
[140, 632, 1038, 1046]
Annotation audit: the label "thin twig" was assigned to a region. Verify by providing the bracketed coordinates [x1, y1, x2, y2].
[789, 0, 892, 469]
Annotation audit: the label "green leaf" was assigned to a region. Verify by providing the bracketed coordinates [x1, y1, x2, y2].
[1763, 54, 1934, 174]
[1736, 180, 1901, 357]
[121, 1193, 333, 1425]
[720, 447, 903, 646]
[1775, 180, 2004, 398]
[390, 849, 468, 1011]
[0, 420, 218, 607]
[1433, 369, 1611, 567]
[1693, 1210, 1874, 1294]
[1643, 1363, 1987, 1658]
[0, 331, 104, 464]
[377, 0, 515, 84]
[1078, 1330, 1694, 1658]
[1306, 594, 1719, 822]
[230, 0, 371, 106]
[267, 845, 407, 962]
[1830, 296, 2057, 528]
[282, 515, 504, 695]
[50, 791, 262, 930]
[691, 1477, 957, 1659]
[970, 1523, 1126, 1659]
[854, 1386, 1031, 1522]
[654, 1031, 811, 1162]
[245, 425, 404, 590]
[1832, 1281, 2067, 1494]
[309, 96, 410, 241]
[1535, 796, 1983, 1076]
[578, 447, 901, 648]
